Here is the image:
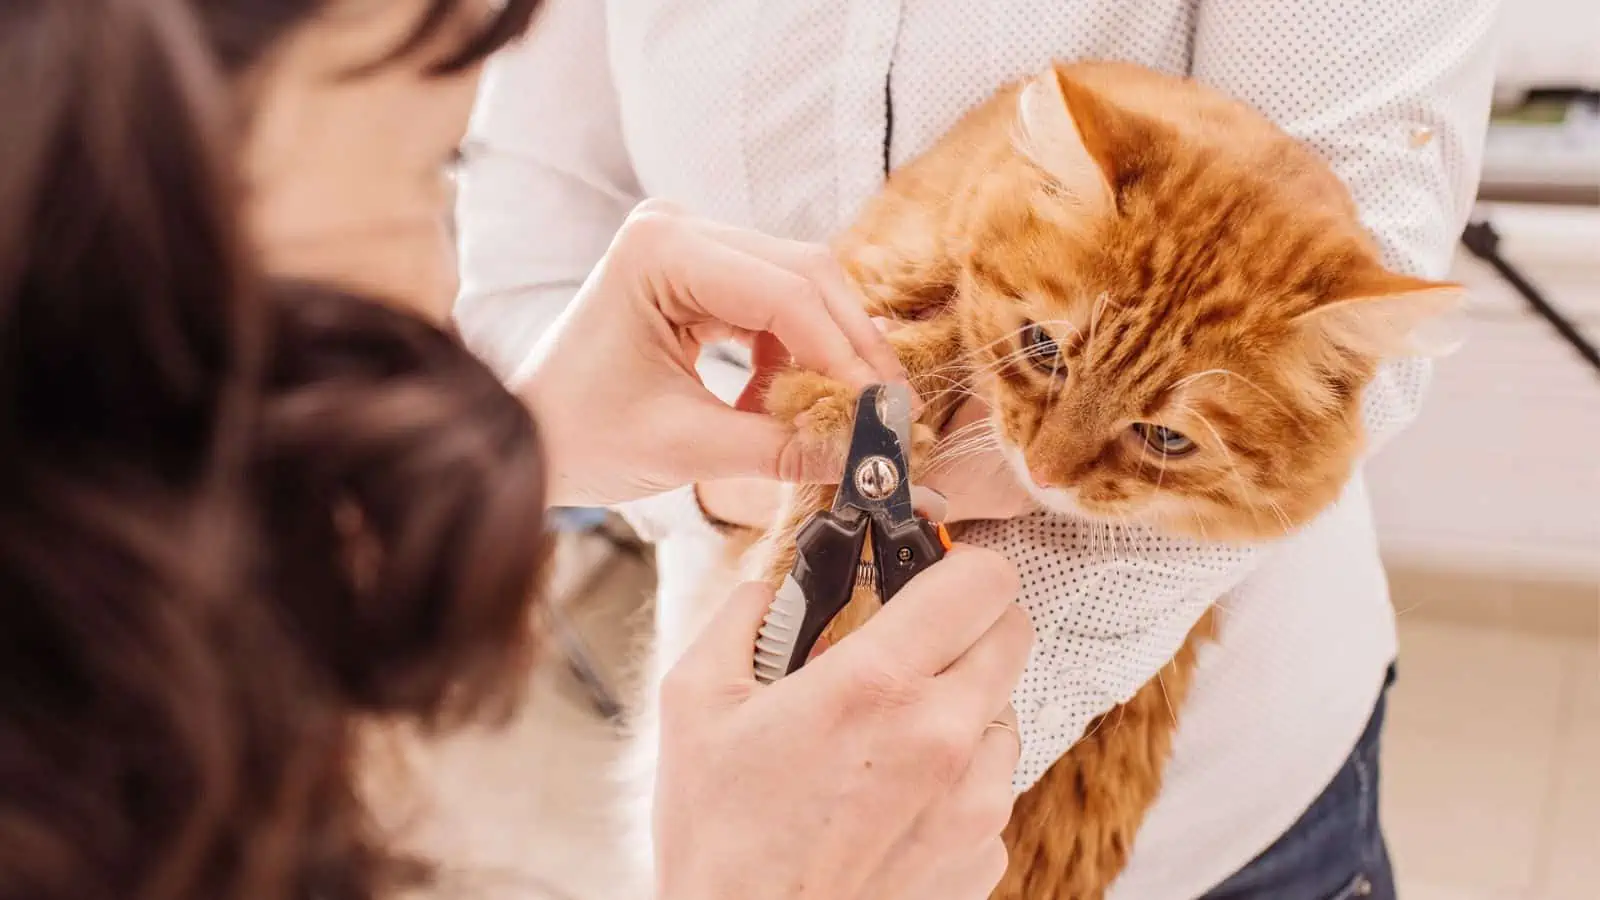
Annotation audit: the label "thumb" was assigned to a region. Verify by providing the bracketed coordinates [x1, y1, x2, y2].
[675, 581, 778, 689]
[672, 395, 847, 485]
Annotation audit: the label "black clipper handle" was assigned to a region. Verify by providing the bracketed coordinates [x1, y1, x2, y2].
[873, 516, 949, 602]
[784, 511, 870, 675]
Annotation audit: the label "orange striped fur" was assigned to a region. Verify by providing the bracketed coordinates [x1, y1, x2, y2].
[747, 61, 1458, 898]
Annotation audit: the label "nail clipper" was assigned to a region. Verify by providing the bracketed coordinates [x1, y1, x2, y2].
[753, 383, 952, 684]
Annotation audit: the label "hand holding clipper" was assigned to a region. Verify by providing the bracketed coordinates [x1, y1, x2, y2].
[754, 383, 952, 684]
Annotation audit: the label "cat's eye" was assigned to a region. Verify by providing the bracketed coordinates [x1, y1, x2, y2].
[1132, 423, 1197, 457]
[1021, 321, 1065, 375]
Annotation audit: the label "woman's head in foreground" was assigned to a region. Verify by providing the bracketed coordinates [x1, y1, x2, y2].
[0, 1, 547, 897]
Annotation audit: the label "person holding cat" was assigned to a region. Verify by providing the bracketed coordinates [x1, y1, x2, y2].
[0, 1, 1034, 899]
[458, 1, 1498, 897]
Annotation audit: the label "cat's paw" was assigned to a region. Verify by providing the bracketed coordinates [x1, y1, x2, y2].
[764, 370, 857, 474]
[764, 370, 850, 425]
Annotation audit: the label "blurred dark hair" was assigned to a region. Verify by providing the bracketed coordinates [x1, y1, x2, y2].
[0, 1, 546, 898]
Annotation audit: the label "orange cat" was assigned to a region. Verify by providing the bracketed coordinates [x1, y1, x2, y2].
[748, 60, 1458, 899]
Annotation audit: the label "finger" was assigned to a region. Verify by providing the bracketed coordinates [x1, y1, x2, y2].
[839, 546, 1022, 678]
[910, 486, 949, 524]
[933, 603, 1034, 728]
[870, 829, 1010, 900]
[921, 397, 1036, 523]
[687, 222, 905, 384]
[915, 840, 1012, 900]
[696, 477, 784, 530]
[660, 394, 847, 485]
[638, 222, 874, 390]
[670, 580, 775, 688]
[920, 448, 1035, 523]
[915, 710, 1020, 851]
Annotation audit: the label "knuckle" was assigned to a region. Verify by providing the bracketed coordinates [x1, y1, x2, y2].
[617, 203, 681, 249]
[845, 658, 924, 713]
[970, 548, 1022, 600]
[799, 245, 842, 280]
[910, 712, 974, 785]
[794, 282, 831, 320]
[950, 547, 1021, 606]
[656, 661, 701, 718]
[630, 197, 683, 219]
[956, 786, 1017, 840]
[997, 604, 1035, 653]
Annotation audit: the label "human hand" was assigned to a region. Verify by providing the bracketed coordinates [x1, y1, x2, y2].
[521, 201, 904, 508]
[919, 393, 1036, 522]
[698, 389, 1035, 530]
[653, 547, 1032, 900]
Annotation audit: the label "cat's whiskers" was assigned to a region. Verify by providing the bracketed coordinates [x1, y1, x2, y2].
[965, 317, 1084, 381]
[910, 371, 970, 393]
[1189, 410, 1270, 536]
[1079, 704, 1111, 743]
[1047, 351, 1066, 405]
[970, 318, 1078, 359]
[1155, 669, 1179, 728]
[926, 420, 1003, 474]
[1085, 291, 1113, 361]
[928, 435, 1003, 473]
[1394, 599, 1430, 618]
[933, 424, 1000, 454]
[1116, 512, 1139, 562]
[940, 418, 995, 443]
[929, 449, 1004, 478]
[975, 342, 1042, 375]
[1170, 368, 1294, 420]
[968, 318, 1078, 376]
[1153, 444, 1170, 493]
[911, 378, 977, 413]
[1263, 498, 1294, 536]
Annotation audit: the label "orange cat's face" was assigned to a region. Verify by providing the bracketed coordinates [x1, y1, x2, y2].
[953, 67, 1456, 540]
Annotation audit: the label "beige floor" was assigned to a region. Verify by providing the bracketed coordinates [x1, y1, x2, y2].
[406, 536, 1600, 899]
[1384, 612, 1599, 900]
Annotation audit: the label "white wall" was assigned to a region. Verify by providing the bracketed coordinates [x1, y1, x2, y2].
[1367, 204, 1600, 582]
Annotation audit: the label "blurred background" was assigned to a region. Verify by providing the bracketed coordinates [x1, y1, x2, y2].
[1359, 4, 1599, 895]
[482, 6, 1600, 899]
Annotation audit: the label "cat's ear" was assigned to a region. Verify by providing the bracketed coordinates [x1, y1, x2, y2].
[1297, 270, 1464, 358]
[1014, 67, 1116, 218]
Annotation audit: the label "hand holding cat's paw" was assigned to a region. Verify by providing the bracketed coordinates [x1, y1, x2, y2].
[763, 370, 863, 483]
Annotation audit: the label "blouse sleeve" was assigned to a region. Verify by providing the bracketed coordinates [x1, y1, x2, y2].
[455, 0, 757, 539]
[995, 0, 1497, 792]
[453, 0, 641, 381]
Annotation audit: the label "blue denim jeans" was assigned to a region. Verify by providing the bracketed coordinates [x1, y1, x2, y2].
[1198, 664, 1398, 900]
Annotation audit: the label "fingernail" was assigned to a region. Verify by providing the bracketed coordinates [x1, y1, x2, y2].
[910, 485, 949, 523]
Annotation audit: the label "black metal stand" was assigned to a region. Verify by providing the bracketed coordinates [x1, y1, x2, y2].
[1460, 220, 1600, 378]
